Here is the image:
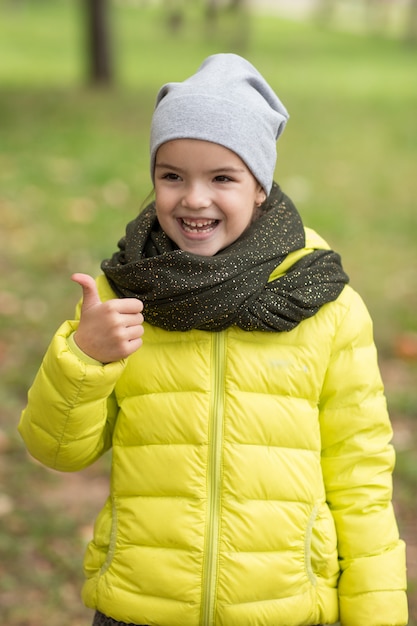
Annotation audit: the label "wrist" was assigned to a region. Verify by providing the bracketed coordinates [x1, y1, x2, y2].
[67, 332, 103, 366]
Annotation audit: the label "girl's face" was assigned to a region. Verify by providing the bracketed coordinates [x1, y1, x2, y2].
[154, 139, 266, 256]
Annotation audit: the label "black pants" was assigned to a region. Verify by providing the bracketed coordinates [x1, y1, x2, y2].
[93, 610, 324, 626]
[92, 611, 147, 626]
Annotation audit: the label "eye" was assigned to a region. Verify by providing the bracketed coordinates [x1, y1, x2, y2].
[214, 175, 233, 183]
[161, 172, 181, 181]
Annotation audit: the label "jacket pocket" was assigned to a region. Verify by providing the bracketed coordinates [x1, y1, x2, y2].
[84, 497, 117, 579]
[305, 503, 340, 585]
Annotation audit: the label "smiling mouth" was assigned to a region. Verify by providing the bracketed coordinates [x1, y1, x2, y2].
[180, 218, 219, 233]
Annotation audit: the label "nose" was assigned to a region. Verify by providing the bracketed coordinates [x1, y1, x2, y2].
[181, 182, 211, 210]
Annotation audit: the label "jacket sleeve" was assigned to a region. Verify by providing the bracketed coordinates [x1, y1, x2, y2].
[319, 287, 408, 626]
[18, 278, 126, 472]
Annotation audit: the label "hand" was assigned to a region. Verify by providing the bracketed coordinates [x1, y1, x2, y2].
[71, 273, 144, 363]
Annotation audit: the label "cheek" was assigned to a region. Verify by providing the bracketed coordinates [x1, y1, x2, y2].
[240, 202, 258, 227]
[154, 190, 172, 217]
[228, 209, 255, 239]
[155, 182, 173, 204]
[154, 203, 172, 233]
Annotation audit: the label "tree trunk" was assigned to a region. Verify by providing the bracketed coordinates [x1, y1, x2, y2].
[85, 0, 113, 85]
[314, 0, 335, 26]
[205, 0, 219, 31]
[406, 0, 417, 44]
[364, 0, 390, 36]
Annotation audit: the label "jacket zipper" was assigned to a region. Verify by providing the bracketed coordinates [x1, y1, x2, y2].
[201, 332, 226, 626]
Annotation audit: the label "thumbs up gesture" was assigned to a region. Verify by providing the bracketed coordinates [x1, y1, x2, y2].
[71, 273, 144, 364]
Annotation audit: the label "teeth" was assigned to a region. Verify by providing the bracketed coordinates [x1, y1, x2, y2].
[181, 218, 217, 232]
[182, 218, 216, 227]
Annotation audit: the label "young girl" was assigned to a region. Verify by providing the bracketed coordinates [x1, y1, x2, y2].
[19, 54, 407, 626]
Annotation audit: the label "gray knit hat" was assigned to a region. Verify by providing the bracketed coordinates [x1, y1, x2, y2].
[150, 53, 289, 194]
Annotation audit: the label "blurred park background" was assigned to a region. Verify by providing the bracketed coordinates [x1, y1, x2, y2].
[0, 0, 416, 624]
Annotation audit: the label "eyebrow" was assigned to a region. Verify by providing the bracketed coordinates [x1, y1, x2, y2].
[155, 162, 246, 174]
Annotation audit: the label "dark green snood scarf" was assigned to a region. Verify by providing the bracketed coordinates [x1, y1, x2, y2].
[101, 183, 348, 332]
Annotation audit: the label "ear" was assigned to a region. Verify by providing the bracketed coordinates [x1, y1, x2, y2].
[255, 186, 267, 207]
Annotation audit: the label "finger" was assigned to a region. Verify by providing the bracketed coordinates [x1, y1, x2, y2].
[71, 273, 102, 310]
[117, 312, 144, 328]
[125, 323, 145, 342]
[117, 298, 144, 314]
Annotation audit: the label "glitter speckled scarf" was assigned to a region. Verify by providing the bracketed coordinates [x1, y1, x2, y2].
[101, 183, 348, 332]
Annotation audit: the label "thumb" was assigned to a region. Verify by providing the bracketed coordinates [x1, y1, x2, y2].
[71, 273, 102, 310]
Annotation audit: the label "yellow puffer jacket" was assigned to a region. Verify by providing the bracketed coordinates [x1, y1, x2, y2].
[19, 230, 407, 626]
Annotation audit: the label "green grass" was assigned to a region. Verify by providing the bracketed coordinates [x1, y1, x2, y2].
[0, 2, 416, 624]
[1, 2, 416, 355]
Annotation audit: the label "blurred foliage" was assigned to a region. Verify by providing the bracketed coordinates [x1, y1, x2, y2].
[0, 1, 416, 624]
